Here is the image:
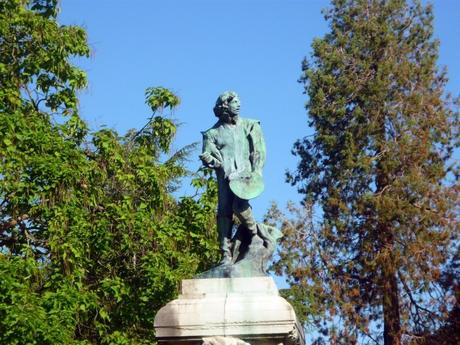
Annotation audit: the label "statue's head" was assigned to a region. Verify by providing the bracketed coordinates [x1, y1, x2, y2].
[213, 91, 240, 121]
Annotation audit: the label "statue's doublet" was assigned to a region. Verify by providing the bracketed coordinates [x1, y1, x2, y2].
[201, 117, 265, 181]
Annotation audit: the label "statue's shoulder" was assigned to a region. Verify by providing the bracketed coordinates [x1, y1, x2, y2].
[241, 117, 262, 132]
[241, 117, 261, 126]
[201, 120, 221, 138]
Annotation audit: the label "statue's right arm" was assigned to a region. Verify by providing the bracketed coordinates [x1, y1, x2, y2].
[200, 131, 222, 169]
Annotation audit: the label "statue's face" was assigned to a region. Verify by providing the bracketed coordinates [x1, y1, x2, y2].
[227, 97, 240, 117]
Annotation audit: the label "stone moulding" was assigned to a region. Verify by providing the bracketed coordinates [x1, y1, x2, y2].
[154, 277, 305, 345]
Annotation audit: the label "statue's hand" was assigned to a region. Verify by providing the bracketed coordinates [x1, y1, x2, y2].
[228, 170, 250, 181]
[228, 171, 239, 181]
[200, 152, 212, 163]
[200, 152, 221, 168]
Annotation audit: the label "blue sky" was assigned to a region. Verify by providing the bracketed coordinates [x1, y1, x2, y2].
[59, 0, 460, 224]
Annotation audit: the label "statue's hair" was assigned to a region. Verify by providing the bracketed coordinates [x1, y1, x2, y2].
[213, 91, 239, 117]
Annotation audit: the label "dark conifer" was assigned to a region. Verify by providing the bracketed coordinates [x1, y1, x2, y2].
[275, 1, 460, 344]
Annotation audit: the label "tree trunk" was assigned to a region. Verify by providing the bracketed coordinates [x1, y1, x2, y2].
[383, 268, 401, 345]
[377, 154, 401, 345]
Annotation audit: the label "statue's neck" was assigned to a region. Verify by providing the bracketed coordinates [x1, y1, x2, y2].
[220, 114, 239, 125]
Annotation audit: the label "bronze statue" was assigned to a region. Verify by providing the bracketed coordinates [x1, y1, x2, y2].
[199, 91, 280, 278]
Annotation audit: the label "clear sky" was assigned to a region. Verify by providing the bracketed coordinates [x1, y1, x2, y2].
[58, 0, 460, 226]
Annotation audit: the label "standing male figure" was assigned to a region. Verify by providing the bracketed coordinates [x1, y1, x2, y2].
[200, 91, 266, 265]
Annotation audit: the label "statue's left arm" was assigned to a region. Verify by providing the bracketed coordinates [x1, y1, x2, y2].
[248, 120, 266, 175]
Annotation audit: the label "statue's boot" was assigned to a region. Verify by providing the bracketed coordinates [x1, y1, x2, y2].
[217, 216, 233, 265]
[237, 207, 258, 236]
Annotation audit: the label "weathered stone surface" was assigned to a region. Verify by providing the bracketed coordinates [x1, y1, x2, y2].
[202, 336, 250, 345]
[154, 277, 305, 345]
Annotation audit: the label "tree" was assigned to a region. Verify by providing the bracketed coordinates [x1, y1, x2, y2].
[272, 1, 459, 344]
[0, 1, 219, 343]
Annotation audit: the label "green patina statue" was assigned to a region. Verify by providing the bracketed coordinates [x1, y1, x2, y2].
[198, 91, 281, 278]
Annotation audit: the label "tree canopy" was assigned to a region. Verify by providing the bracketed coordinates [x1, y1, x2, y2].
[270, 0, 460, 344]
[0, 1, 219, 343]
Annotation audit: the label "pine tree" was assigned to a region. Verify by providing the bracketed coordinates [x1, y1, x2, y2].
[276, 1, 459, 344]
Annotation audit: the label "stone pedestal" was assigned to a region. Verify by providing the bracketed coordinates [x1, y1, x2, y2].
[154, 277, 305, 345]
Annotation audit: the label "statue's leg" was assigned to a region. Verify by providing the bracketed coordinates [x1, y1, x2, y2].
[217, 180, 234, 265]
[233, 197, 257, 235]
[217, 216, 233, 265]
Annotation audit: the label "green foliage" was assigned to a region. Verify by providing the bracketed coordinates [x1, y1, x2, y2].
[0, 1, 219, 343]
[274, 1, 460, 344]
[145, 87, 180, 114]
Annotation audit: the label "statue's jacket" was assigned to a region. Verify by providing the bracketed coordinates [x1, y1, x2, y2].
[201, 117, 266, 182]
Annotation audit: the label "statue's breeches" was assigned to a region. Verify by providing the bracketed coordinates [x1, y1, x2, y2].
[217, 177, 257, 236]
